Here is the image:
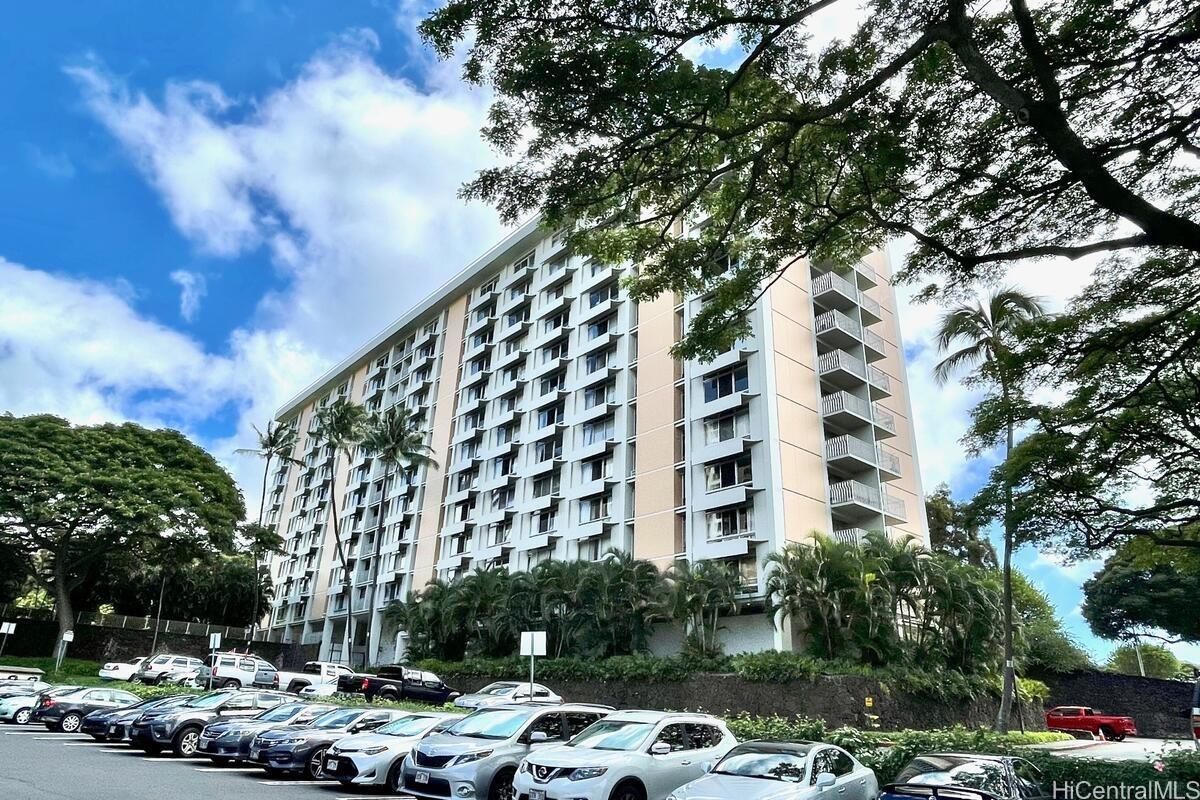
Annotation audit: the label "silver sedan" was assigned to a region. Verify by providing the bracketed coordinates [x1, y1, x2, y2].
[668, 741, 878, 800]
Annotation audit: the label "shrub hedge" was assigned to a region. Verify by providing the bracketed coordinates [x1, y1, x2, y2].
[413, 652, 1050, 701]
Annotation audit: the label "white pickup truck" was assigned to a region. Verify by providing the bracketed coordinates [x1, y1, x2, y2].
[263, 661, 356, 694]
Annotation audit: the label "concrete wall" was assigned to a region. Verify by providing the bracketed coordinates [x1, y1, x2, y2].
[1041, 669, 1197, 738]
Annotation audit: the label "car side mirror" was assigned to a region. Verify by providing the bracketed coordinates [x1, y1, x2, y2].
[529, 731, 549, 743]
[700, 761, 713, 773]
[650, 742, 671, 756]
[816, 772, 836, 789]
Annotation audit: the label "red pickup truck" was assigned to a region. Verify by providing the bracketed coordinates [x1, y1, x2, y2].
[1046, 706, 1137, 741]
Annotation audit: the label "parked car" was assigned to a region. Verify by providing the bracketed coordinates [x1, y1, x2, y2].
[30, 686, 141, 732]
[339, 664, 460, 704]
[326, 711, 464, 792]
[403, 703, 612, 800]
[248, 706, 410, 779]
[668, 740, 875, 800]
[128, 688, 292, 756]
[298, 683, 342, 699]
[99, 657, 146, 682]
[81, 694, 193, 741]
[197, 701, 337, 764]
[514, 711, 737, 800]
[196, 652, 278, 689]
[455, 681, 562, 709]
[1045, 706, 1137, 741]
[0, 685, 81, 725]
[0, 681, 51, 698]
[264, 660, 356, 693]
[880, 753, 1049, 800]
[134, 654, 204, 685]
[1191, 677, 1199, 750]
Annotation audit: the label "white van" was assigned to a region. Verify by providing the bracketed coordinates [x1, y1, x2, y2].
[196, 652, 276, 689]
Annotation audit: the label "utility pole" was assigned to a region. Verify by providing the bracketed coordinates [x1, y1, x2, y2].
[149, 572, 167, 655]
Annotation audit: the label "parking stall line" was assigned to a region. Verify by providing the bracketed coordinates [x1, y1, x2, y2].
[258, 780, 329, 786]
[63, 741, 112, 746]
[193, 767, 264, 772]
[100, 747, 136, 753]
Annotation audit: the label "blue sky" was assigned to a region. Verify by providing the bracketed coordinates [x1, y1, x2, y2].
[0, 1, 1185, 665]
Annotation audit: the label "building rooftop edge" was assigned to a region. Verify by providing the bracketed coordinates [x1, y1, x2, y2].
[273, 214, 545, 421]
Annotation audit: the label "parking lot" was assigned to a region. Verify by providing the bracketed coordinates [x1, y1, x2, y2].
[0, 727, 411, 800]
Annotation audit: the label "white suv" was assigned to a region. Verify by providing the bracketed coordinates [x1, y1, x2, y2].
[196, 653, 276, 689]
[513, 711, 737, 800]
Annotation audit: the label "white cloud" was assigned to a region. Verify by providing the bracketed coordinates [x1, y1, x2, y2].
[25, 144, 76, 180]
[169, 269, 207, 321]
[1028, 549, 1104, 582]
[36, 27, 507, 514]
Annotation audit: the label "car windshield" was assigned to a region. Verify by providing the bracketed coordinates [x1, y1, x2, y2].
[896, 756, 1011, 797]
[567, 720, 654, 751]
[256, 704, 305, 722]
[185, 692, 234, 709]
[311, 709, 364, 729]
[446, 708, 535, 740]
[714, 750, 809, 782]
[477, 683, 519, 696]
[47, 686, 81, 698]
[378, 716, 438, 737]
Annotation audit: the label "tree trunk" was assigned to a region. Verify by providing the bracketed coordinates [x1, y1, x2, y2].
[52, 557, 74, 660]
[363, 463, 392, 666]
[250, 455, 271, 642]
[327, 454, 355, 667]
[995, 380, 1016, 733]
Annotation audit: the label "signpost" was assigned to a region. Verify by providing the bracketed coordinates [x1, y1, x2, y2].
[520, 631, 547, 701]
[0, 622, 14, 657]
[208, 632, 222, 689]
[55, 630, 74, 673]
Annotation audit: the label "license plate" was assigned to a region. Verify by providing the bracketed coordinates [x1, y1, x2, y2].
[326, 758, 338, 771]
[415, 771, 430, 784]
[530, 791, 546, 800]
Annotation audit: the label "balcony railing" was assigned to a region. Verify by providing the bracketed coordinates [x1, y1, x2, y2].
[828, 479, 880, 509]
[824, 434, 877, 464]
[818, 349, 868, 381]
[811, 270, 858, 301]
[877, 446, 902, 475]
[883, 493, 907, 521]
[822, 390, 872, 419]
[832, 527, 870, 546]
[814, 309, 862, 339]
[872, 404, 897, 435]
[868, 366, 891, 393]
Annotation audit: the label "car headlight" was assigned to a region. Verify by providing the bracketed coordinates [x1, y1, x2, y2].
[519, 761, 530, 774]
[363, 745, 389, 755]
[568, 767, 608, 781]
[273, 737, 304, 746]
[453, 750, 493, 766]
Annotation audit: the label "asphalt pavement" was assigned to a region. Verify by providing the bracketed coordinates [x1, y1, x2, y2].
[0, 725, 409, 800]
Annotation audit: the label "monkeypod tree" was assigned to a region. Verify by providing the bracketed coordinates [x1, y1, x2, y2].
[0, 414, 244, 650]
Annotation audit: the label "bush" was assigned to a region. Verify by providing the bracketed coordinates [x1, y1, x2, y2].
[724, 711, 826, 741]
[728, 651, 823, 682]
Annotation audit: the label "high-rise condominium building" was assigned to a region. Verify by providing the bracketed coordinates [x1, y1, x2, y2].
[264, 217, 928, 665]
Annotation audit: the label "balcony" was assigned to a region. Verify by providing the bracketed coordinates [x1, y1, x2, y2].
[469, 286, 499, 312]
[851, 260, 879, 288]
[872, 404, 897, 439]
[828, 479, 881, 519]
[817, 349, 868, 388]
[877, 446, 902, 480]
[695, 483, 760, 512]
[883, 492, 907, 524]
[824, 434, 877, 471]
[860, 295, 883, 325]
[868, 365, 892, 399]
[814, 309, 862, 349]
[811, 270, 859, 310]
[832, 527, 870, 546]
[578, 296, 616, 325]
[821, 391, 873, 428]
[864, 329, 886, 361]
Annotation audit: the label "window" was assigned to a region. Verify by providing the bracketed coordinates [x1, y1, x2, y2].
[583, 382, 614, 409]
[470, 356, 490, 375]
[580, 493, 610, 523]
[829, 749, 855, 776]
[499, 394, 518, 413]
[501, 365, 523, 384]
[538, 403, 564, 428]
[578, 539, 602, 561]
[542, 341, 567, 362]
[588, 284, 619, 308]
[486, 521, 511, 546]
[508, 281, 529, 300]
[504, 336, 525, 355]
[685, 724, 725, 750]
[525, 712, 564, 743]
[543, 282, 565, 302]
[505, 308, 529, 327]
[702, 365, 749, 402]
[495, 424, 515, 445]
[535, 506, 558, 533]
[565, 712, 599, 737]
[653, 724, 690, 752]
[533, 473, 561, 498]
[581, 456, 611, 482]
[810, 751, 836, 782]
[1013, 760, 1045, 798]
[706, 506, 754, 539]
[585, 349, 611, 374]
[704, 455, 753, 491]
[491, 487, 515, 511]
[534, 437, 562, 462]
[479, 278, 497, 296]
[542, 310, 570, 333]
[582, 416, 615, 445]
[704, 412, 750, 444]
[587, 317, 612, 339]
[540, 372, 565, 395]
[492, 455, 516, 478]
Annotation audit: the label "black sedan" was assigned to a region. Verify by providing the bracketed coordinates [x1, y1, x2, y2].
[882, 753, 1050, 800]
[198, 702, 337, 764]
[81, 694, 192, 741]
[30, 687, 142, 733]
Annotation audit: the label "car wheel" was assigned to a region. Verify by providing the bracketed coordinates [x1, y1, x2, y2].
[305, 746, 329, 780]
[14, 708, 31, 725]
[1099, 726, 1114, 740]
[92, 734, 107, 742]
[221, 679, 241, 689]
[59, 713, 83, 734]
[264, 767, 285, 778]
[144, 744, 163, 755]
[173, 726, 202, 757]
[210, 756, 231, 766]
[609, 780, 646, 800]
[379, 690, 398, 703]
[1110, 733, 1126, 742]
[488, 768, 517, 800]
[387, 757, 407, 793]
[287, 681, 307, 694]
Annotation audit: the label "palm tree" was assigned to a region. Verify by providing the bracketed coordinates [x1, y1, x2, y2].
[235, 421, 300, 640]
[359, 406, 437, 661]
[666, 560, 740, 657]
[312, 398, 368, 667]
[934, 287, 1045, 732]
